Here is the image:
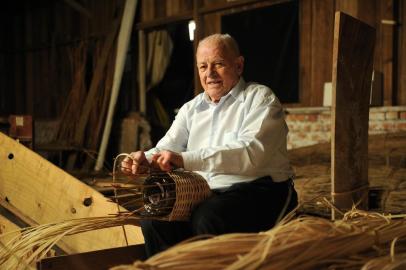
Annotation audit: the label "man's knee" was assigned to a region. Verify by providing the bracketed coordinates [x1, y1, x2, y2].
[140, 219, 157, 237]
[191, 201, 226, 235]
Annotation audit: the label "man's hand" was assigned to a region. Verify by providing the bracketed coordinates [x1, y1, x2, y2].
[121, 151, 150, 175]
[152, 150, 184, 172]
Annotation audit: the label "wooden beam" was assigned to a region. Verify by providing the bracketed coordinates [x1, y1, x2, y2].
[0, 132, 143, 254]
[138, 30, 147, 114]
[37, 244, 145, 270]
[136, 12, 193, 30]
[0, 213, 21, 246]
[63, 0, 92, 18]
[398, 0, 406, 105]
[193, 0, 203, 95]
[331, 12, 375, 219]
[380, 0, 395, 105]
[310, 0, 334, 106]
[299, 0, 312, 106]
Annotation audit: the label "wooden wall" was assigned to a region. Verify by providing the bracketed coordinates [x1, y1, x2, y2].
[137, 0, 406, 107]
[1, 0, 405, 121]
[0, 0, 124, 119]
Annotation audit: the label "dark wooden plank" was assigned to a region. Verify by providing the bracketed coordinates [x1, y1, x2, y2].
[25, 8, 34, 115]
[299, 0, 312, 106]
[398, 0, 406, 105]
[141, 0, 155, 22]
[37, 244, 146, 270]
[380, 0, 395, 105]
[193, 0, 204, 95]
[331, 11, 376, 219]
[310, 0, 334, 106]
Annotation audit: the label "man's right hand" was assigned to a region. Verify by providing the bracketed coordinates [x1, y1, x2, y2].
[121, 151, 150, 175]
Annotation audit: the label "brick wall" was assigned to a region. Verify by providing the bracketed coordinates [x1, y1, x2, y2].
[285, 106, 406, 149]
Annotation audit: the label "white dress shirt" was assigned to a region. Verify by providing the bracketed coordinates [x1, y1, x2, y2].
[145, 78, 294, 190]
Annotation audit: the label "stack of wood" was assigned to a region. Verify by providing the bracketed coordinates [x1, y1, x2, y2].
[290, 132, 406, 217]
[56, 18, 120, 172]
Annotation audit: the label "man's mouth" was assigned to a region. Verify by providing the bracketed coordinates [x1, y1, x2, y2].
[207, 80, 222, 86]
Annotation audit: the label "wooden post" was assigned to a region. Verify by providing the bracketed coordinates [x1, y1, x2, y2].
[138, 30, 147, 114]
[331, 12, 375, 219]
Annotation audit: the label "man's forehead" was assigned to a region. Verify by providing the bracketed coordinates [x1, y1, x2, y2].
[197, 45, 230, 60]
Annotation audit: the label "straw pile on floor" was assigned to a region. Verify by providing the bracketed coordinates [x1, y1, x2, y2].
[1, 207, 406, 270]
[111, 209, 406, 270]
[294, 165, 406, 217]
[0, 215, 138, 270]
[290, 131, 406, 217]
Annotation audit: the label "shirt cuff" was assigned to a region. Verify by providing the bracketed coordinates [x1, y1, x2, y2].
[144, 148, 159, 163]
[181, 151, 202, 171]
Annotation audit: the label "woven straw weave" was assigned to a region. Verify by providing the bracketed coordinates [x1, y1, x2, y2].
[163, 171, 212, 221]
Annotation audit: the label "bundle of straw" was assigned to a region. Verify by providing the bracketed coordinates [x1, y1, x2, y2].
[294, 174, 331, 216]
[385, 189, 406, 214]
[0, 215, 138, 270]
[111, 209, 406, 270]
[361, 252, 406, 270]
[0, 154, 211, 269]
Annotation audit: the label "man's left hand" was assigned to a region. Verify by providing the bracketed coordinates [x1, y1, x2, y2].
[152, 150, 184, 171]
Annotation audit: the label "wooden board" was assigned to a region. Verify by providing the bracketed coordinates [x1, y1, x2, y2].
[399, 0, 406, 105]
[0, 132, 143, 254]
[331, 12, 375, 219]
[37, 244, 145, 270]
[0, 213, 21, 246]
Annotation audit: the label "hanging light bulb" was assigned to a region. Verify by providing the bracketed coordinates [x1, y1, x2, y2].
[188, 20, 196, 41]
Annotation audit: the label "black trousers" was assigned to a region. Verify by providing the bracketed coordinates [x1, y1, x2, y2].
[140, 176, 298, 258]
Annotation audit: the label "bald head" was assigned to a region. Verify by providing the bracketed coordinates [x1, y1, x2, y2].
[197, 34, 241, 58]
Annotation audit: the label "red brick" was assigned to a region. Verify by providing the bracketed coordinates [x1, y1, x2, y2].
[318, 114, 331, 121]
[394, 122, 406, 130]
[306, 114, 318, 122]
[382, 122, 395, 131]
[286, 114, 307, 121]
[400, 112, 406, 120]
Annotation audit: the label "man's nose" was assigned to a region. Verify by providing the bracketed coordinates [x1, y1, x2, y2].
[207, 65, 217, 77]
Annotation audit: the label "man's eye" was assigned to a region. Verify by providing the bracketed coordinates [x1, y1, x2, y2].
[199, 66, 206, 71]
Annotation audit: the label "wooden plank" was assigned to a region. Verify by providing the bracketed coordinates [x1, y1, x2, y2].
[0, 213, 21, 246]
[0, 132, 143, 254]
[310, 0, 334, 106]
[37, 244, 145, 270]
[25, 8, 34, 115]
[141, 0, 155, 22]
[299, 0, 312, 106]
[138, 30, 147, 114]
[398, 0, 406, 105]
[331, 12, 375, 219]
[380, 0, 395, 105]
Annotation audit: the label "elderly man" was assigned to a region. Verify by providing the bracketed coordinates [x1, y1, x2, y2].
[122, 33, 297, 257]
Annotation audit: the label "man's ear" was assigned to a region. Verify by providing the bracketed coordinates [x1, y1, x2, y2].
[236, 56, 244, 75]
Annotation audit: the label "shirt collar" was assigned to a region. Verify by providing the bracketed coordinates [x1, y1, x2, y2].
[195, 78, 246, 111]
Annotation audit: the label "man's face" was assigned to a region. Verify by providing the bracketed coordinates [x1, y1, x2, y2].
[196, 41, 244, 103]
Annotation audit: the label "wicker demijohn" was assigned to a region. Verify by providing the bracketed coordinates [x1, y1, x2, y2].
[140, 171, 212, 221]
